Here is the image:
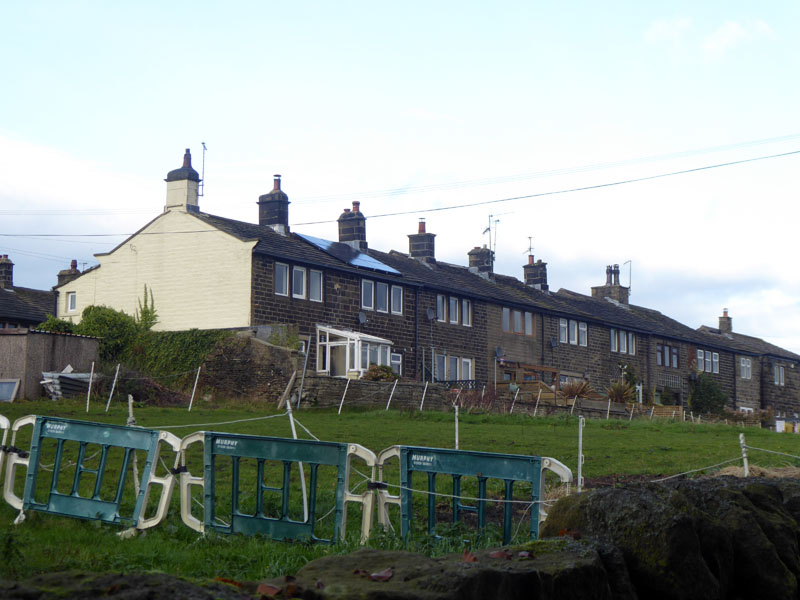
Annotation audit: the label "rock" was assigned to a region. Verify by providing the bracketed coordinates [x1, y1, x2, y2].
[541, 477, 800, 600]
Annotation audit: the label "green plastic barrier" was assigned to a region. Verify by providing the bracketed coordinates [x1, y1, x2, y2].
[178, 431, 376, 543]
[375, 445, 572, 544]
[3, 415, 181, 533]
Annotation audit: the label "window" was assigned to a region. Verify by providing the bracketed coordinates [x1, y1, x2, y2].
[361, 280, 374, 310]
[697, 349, 704, 371]
[619, 330, 627, 354]
[437, 295, 447, 322]
[559, 318, 568, 343]
[391, 286, 403, 315]
[376, 282, 389, 313]
[610, 329, 618, 352]
[741, 358, 751, 380]
[274, 263, 289, 296]
[569, 320, 578, 345]
[503, 308, 511, 333]
[462, 299, 472, 326]
[525, 312, 533, 336]
[390, 352, 402, 375]
[435, 354, 446, 380]
[512, 310, 523, 334]
[775, 365, 785, 386]
[449, 297, 459, 324]
[628, 332, 636, 356]
[611, 329, 635, 355]
[292, 267, 306, 299]
[461, 358, 473, 380]
[578, 322, 587, 346]
[66, 292, 77, 313]
[449, 356, 459, 379]
[697, 349, 718, 374]
[712, 352, 719, 374]
[309, 270, 322, 302]
[658, 344, 678, 369]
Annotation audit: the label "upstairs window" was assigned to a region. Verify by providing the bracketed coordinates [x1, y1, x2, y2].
[436, 294, 447, 322]
[578, 322, 587, 346]
[741, 358, 751, 380]
[274, 263, 289, 296]
[67, 292, 77, 313]
[775, 365, 785, 386]
[525, 312, 534, 336]
[611, 329, 635, 355]
[503, 308, 511, 333]
[309, 270, 323, 302]
[361, 280, 374, 310]
[512, 310, 523, 334]
[449, 297, 459, 324]
[569, 320, 578, 345]
[658, 344, 679, 369]
[559, 318, 568, 343]
[391, 286, 403, 315]
[376, 282, 389, 313]
[292, 267, 306, 299]
[462, 299, 472, 326]
[697, 349, 719, 374]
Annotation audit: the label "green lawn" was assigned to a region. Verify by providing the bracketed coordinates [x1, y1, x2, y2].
[0, 397, 798, 582]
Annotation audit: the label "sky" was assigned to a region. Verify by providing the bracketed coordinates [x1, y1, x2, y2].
[2, 1, 800, 352]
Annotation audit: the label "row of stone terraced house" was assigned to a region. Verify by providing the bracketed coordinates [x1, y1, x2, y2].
[47, 149, 800, 414]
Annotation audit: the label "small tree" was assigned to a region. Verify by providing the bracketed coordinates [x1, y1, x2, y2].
[35, 315, 76, 334]
[606, 380, 636, 403]
[77, 305, 138, 363]
[689, 373, 727, 414]
[135, 285, 158, 332]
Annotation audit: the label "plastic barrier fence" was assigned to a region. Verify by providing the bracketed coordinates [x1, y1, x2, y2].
[375, 445, 572, 544]
[3, 415, 181, 532]
[0, 415, 10, 485]
[178, 431, 376, 543]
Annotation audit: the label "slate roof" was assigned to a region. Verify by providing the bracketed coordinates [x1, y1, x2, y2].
[0, 286, 55, 326]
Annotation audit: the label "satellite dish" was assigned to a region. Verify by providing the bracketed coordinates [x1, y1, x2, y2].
[495, 346, 504, 359]
[358, 311, 367, 325]
[426, 307, 435, 321]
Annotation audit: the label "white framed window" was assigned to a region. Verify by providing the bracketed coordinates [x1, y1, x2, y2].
[559, 318, 568, 343]
[705, 352, 712, 373]
[512, 310, 523, 334]
[579, 322, 587, 346]
[741, 358, 751, 380]
[449, 297, 459, 324]
[292, 266, 306, 299]
[672, 347, 678, 369]
[569, 320, 578, 345]
[461, 358, 473, 380]
[361, 280, 374, 310]
[462, 299, 472, 327]
[610, 329, 618, 352]
[376, 282, 389, 313]
[391, 285, 403, 315]
[274, 263, 289, 296]
[66, 292, 77, 313]
[775, 365, 785, 386]
[309, 270, 323, 302]
[524, 312, 533, 336]
[628, 332, 635, 356]
[697, 349, 704, 372]
[712, 352, 719, 374]
[502, 308, 511, 332]
[619, 330, 627, 354]
[390, 352, 402, 375]
[436, 294, 447, 322]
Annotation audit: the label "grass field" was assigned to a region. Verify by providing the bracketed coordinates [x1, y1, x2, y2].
[0, 397, 798, 582]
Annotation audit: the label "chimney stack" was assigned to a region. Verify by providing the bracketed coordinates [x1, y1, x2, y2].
[523, 254, 548, 290]
[258, 174, 291, 235]
[164, 148, 200, 213]
[591, 263, 629, 304]
[338, 201, 367, 251]
[468, 245, 494, 278]
[57, 259, 82, 287]
[408, 218, 436, 262]
[719, 308, 732, 334]
[0, 255, 13, 289]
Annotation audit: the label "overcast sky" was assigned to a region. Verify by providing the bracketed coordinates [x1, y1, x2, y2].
[2, 1, 799, 352]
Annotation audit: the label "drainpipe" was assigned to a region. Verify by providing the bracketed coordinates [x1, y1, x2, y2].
[414, 286, 420, 382]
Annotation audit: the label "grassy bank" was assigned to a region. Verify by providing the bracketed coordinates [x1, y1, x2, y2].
[0, 398, 797, 582]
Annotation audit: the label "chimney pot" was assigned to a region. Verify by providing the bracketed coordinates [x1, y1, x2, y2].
[528, 255, 534, 265]
[182, 149, 192, 168]
[418, 218, 426, 234]
[723, 308, 729, 317]
[352, 201, 360, 213]
[273, 174, 281, 191]
[70, 259, 77, 269]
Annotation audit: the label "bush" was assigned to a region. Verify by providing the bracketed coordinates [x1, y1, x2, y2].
[36, 315, 76, 334]
[361, 364, 398, 382]
[606, 380, 636, 403]
[77, 305, 138, 363]
[689, 373, 728, 414]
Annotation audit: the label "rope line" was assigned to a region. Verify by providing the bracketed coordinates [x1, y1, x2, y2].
[651, 456, 742, 482]
[292, 417, 320, 441]
[744, 445, 800, 461]
[381, 481, 555, 506]
[147, 412, 288, 430]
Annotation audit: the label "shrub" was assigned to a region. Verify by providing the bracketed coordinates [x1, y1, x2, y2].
[35, 315, 76, 334]
[606, 380, 636, 403]
[76, 305, 138, 363]
[560, 380, 596, 400]
[361, 364, 398, 382]
[689, 373, 727, 414]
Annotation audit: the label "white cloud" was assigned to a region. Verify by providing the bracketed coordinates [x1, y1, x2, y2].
[702, 20, 775, 61]
[645, 17, 692, 44]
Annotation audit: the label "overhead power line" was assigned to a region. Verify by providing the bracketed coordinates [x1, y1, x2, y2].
[1, 148, 798, 238]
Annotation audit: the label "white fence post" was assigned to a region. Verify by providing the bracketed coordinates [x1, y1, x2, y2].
[385, 379, 398, 410]
[454, 404, 459, 450]
[104, 364, 120, 412]
[286, 389, 309, 520]
[419, 381, 429, 411]
[739, 433, 749, 477]
[85, 361, 95, 413]
[509, 388, 520, 414]
[338, 379, 351, 415]
[577, 416, 585, 493]
[188, 365, 201, 412]
[533, 389, 541, 417]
